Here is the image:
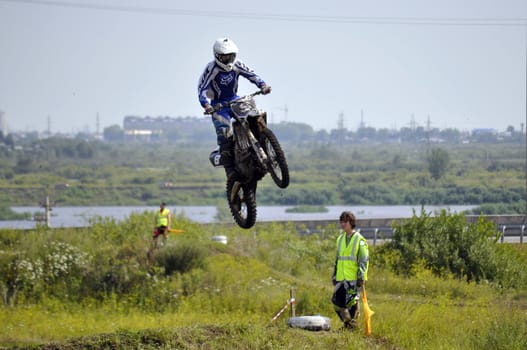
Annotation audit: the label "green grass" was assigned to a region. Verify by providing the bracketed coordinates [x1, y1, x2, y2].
[2, 273, 525, 349]
[0, 213, 526, 349]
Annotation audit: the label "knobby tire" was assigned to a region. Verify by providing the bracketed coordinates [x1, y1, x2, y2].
[261, 128, 290, 189]
[226, 177, 257, 229]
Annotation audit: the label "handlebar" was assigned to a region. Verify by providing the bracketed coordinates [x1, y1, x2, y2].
[204, 90, 264, 115]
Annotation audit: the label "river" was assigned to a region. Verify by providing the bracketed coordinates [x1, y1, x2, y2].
[0, 205, 477, 229]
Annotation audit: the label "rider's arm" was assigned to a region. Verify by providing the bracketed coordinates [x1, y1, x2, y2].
[234, 60, 267, 89]
[197, 62, 216, 107]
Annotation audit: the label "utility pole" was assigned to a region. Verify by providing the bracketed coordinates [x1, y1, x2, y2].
[282, 105, 288, 122]
[337, 112, 345, 130]
[47, 114, 51, 137]
[43, 195, 51, 228]
[337, 112, 345, 145]
[274, 105, 288, 123]
[359, 109, 365, 129]
[524, 20, 527, 217]
[426, 114, 431, 154]
[36, 194, 52, 228]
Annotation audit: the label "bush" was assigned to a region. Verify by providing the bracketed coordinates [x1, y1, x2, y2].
[376, 209, 506, 285]
[155, 241, 208, 275]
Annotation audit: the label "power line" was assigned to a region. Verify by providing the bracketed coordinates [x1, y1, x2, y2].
[1, 0, 526, 26]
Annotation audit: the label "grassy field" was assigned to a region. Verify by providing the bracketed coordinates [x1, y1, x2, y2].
[2, 271, 525, 349]
[1, 213, 526, 349]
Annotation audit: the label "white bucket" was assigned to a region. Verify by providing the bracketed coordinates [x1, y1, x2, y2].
[211, 235, 228, 244]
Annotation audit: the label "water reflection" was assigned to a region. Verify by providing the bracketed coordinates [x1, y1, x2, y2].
[0, 205, 477, 229]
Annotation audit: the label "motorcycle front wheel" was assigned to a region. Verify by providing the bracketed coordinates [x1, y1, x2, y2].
[226, 177, 257, 229]
[260, 128, 290, 189]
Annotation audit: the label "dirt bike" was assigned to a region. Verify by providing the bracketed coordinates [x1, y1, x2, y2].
[207, 91, 289, 229]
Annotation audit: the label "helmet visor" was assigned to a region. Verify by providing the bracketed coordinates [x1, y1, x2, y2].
[216, 53, 236, 65]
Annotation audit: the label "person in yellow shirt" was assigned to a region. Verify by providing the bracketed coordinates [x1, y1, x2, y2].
[331, 211, 369, 329]
[153, 201, 171, 246]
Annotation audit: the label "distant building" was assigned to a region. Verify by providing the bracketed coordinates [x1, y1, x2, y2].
[122, 115, 211, 142]
[471, 128, 497, 136]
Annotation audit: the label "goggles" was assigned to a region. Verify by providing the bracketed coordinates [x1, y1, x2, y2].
[216, 53, 236, 64]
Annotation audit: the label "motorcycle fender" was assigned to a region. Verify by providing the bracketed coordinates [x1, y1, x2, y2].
[257, 112, 267, 131]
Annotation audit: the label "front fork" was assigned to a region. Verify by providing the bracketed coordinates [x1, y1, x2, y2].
[247, 130, 268, 168]
[249, 112, 269, 168]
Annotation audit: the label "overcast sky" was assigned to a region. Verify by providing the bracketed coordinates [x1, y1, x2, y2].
[0, 0, 526, 134]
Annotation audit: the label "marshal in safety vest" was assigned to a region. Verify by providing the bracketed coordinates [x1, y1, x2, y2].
[156, 208, 170, 227]
[334, 231, 369, 282]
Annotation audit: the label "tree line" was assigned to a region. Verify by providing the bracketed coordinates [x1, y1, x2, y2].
[100, 119, 525, 144]
[0, 134, 524, 215]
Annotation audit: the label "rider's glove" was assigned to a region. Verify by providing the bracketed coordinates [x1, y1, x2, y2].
[261, 85, 272, 95]
[204, 104, 214, 114]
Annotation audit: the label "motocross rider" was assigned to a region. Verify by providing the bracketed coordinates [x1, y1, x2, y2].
[198, 37, 272, 179]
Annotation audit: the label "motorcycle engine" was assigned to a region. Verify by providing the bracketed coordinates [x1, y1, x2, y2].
[234, 147, 253, 179]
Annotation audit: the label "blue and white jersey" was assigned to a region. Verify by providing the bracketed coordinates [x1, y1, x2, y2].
[198, 60, 266, 107]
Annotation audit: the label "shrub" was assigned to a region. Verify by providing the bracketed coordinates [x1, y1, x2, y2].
[377, 209, 503, 284]
[155, 241, 208, 275]
[0, 253, 43, 305]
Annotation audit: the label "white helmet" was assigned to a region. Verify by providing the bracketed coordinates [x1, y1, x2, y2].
[213, 38, 239, 71]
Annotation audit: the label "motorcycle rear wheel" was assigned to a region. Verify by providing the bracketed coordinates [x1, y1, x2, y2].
[226, 177, 257, 229]
[261, 128, 290, 189]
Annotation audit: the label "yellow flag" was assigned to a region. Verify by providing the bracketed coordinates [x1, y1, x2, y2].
[168, 228, 185, 234]
[361, 285, 374, 335]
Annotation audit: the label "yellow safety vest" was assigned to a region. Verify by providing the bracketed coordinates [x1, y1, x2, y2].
[156, 208, 170, 227]
[335, 231, 368, 281]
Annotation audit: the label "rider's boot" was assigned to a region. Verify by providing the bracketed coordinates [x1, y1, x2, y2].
[220, 141, 236, 180]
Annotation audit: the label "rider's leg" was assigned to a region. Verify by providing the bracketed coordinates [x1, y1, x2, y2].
[219, 140, 235, 179]
[213, 114, 235, 179]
